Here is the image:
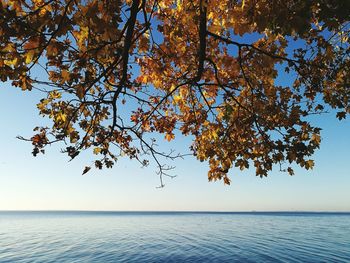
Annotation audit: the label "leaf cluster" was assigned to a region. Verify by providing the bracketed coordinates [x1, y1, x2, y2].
[1, 0, 349, 185]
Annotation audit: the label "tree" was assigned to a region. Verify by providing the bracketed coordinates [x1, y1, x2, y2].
[0, 0, 349, 186]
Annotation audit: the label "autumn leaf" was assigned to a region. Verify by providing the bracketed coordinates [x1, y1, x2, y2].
[287, 167, 295, 176]
[1, 0, 349, 186]
[305, 160, 315, 170]
[24, 37, 41, 50]
[223, 176, 231, 185]
[165, 133, 175, 141]
[25, 50, 35, 64]
[311, 133, 321, 145]
[61, 70, 70, 82]
[82, 166, 91, 175]
[93, 148, 101, 155]
[76, 85, 85, 99]
[336, 112, 346, 120]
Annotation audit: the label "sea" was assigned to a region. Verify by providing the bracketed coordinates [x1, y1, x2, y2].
[0, 211, 349, 262]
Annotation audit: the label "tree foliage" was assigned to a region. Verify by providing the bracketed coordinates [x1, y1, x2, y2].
[0, 0, 349, 186]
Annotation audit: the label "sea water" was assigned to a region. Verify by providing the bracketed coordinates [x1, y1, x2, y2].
[0, 212, 349, 262]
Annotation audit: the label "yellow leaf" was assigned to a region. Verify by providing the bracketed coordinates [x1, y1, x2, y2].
[210, 129, 218, 139]
[169, 84, 176, 92]
[165, 133, 175, 141]
[4, 56, 18, 67]
[173, 94, 182, 103]
[57, 112, 67, 123]
[242, 0, 246, 9]
[93, 148, 101, 154]
[25, 50, 35, 64]
[177, 0, 182, 10]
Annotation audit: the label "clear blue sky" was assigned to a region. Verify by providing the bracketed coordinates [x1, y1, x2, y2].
[0, 82, 349, 211]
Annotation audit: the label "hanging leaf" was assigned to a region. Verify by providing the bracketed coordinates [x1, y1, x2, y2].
[82, 166, 91, 175]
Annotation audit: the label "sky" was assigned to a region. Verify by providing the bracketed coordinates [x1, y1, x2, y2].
[0, 83, 349, 211]
[0, 9, 349, 211]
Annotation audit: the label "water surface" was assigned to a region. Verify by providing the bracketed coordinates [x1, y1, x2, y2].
[0, 211, 349, 262]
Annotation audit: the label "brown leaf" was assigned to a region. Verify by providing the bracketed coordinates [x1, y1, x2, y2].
[82, 166, 91, 175]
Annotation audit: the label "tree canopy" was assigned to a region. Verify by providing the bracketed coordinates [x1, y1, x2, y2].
[0, 0, 349, 186]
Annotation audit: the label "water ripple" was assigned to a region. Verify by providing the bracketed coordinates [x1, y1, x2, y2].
[0, 212, 349, 262]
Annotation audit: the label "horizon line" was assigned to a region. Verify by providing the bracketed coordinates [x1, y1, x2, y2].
[1, 210, 350, 213]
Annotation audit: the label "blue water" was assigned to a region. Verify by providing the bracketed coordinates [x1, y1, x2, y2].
[0, 212, 349, 262]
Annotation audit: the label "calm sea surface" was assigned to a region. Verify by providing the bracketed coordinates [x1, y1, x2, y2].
[0, 212, 349, 262]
